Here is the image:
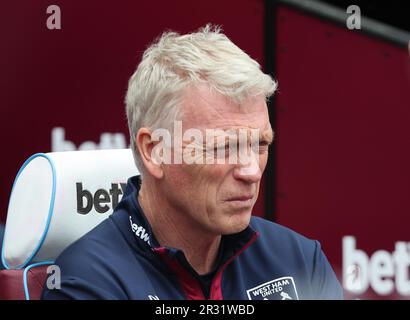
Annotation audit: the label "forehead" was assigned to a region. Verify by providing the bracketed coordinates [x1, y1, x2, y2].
[181, 85, 270, 132]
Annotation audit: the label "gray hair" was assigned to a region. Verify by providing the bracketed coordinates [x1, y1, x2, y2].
[125, 24, 277, 176]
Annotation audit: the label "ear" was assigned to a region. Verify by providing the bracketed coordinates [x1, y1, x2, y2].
[135, 128, 164, 179]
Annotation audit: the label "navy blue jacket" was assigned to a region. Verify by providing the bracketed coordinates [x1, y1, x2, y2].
[42, 176, 343, 300]
[0, 224, 5, 270]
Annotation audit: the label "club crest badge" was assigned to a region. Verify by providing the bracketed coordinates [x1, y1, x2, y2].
[246, 276, 299, 300]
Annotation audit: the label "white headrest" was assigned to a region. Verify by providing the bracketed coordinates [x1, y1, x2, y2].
[1, 149, 137, 269]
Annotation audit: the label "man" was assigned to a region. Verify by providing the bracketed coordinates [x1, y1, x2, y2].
[42, 25, 343, 300]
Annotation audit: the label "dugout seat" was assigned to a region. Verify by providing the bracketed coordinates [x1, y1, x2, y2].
[0, 149, 137, 299]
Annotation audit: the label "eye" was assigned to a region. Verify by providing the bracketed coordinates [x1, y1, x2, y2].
[257, 141, 270, 153]
[216, 144, 230, 157]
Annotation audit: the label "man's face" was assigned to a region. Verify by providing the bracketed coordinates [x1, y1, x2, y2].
[160, 85, 272, 236]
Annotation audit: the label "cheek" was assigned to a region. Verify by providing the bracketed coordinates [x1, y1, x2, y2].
[187, 162, 231, 181]
[164, 163, 234, 209]
[194, 164, 232, 204]
[164, 164, 190, 189]
[259, 153, 269, 173]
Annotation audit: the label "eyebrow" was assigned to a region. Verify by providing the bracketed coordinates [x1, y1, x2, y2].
[261, 129, 274, 144]
[203, 128, 274, 148]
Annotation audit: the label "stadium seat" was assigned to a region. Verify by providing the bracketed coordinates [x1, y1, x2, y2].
[0, 149, 137, 300]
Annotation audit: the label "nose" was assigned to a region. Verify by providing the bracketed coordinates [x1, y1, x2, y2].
[232, 150, 262, 183]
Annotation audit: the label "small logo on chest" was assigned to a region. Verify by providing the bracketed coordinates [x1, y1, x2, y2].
[246, 276, 299, 300]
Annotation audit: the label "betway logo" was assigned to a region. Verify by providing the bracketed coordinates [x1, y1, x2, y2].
[343, 236, 410, 296]
[52, 127, 129, 151]
[129, 216, 150, 245]
[76, 182, 126, 214]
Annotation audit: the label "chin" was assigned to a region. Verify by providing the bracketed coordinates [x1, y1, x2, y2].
[221, 212, 252, 235]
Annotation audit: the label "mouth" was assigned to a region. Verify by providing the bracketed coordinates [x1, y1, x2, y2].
[224, 195, 254, 208]
[226, 195, 253, 201]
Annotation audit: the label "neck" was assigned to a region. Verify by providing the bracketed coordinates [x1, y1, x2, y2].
[138, 181, 221, 275]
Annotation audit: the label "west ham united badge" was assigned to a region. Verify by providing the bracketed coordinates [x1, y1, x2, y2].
[246, 276, 299, 300]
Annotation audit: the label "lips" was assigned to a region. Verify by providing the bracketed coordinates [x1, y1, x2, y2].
[224, 195, 254, 210]
[227, 195, 253, 201]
